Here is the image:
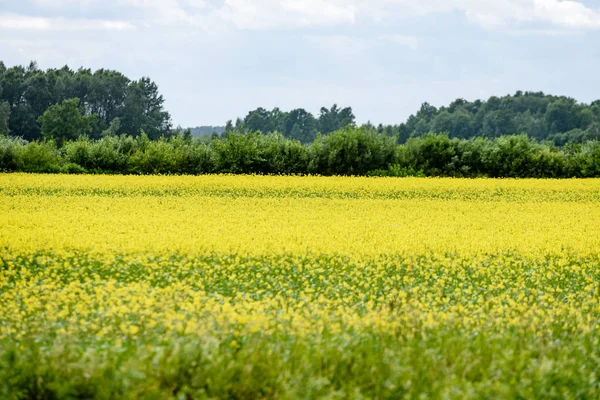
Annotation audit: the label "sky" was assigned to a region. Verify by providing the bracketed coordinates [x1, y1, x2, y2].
[1, 0, 599, 127]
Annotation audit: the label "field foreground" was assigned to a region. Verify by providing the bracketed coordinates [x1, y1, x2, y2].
[1, 174, 600, 399]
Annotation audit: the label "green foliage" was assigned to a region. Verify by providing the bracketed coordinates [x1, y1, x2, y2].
[15, 141, 60, 173]
[394, 133, 588, 178]
[120, 78, 172, 139]
[0, 136, 26, 171]
[484, 135, 550, 178]
[63, 135, 130, 172]
[38, 98, 97, 146]
[318, 104, 356, 134]
[376, 92, 600, 144]
[548, 122, 600, 146]
[0, 63, 172, 141]
[2, 249, 600, 398]
[211, 131, 310, 174]
[398, 133, 458, 176]
[166, 135, 217, 174]
[3, 329, 599, 399]
[238, 104, 355, 144]
[309, 127, 398, 175]
[128, 135, 213, 175]
[259, 133, 309, 174]
[285, 108, 318, 144]
[567, 141, 600, 178]
[0, 101, 10, 136]
[2, 129, 600, 177]
[128, 136, 178, 174]
[101, 118, 121, 137]
[213, 131, 265, 173]
[60, 162, 88, 174]
[545, 98, 578, 134]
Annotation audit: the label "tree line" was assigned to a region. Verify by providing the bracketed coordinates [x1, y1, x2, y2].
[235, 92, 600, 146]
[1, 129, 599, 178]
[2, 62, 600, 147]
[1, 61, 600, 177]
[0, 61, 171, 142]
[381, 92, 600, 145]
[226, 104, 356, 144]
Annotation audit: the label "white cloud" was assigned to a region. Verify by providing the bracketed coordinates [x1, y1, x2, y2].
[217, 0, 356, 30]
[0, 13, 135, 31]
[4, 0, 600, 32]
[213, 0, 600, 31]
[532, 0, 600, 28]
[27, 0, 208, 25]
[367, 0, 600, 30]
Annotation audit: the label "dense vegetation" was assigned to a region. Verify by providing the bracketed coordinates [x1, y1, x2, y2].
[0, 61, 171, 142]
[1, 130, 599, 177]
[233, 92, 600, 145]
[230, 104, 356, 143]
[379, 92, 600, 145]
[2, 61, 600, 177]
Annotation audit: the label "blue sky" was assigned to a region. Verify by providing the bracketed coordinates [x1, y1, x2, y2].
[0, 0, 599, 127]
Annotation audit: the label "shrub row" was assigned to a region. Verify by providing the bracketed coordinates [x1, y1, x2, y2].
[1, 129, 599, 177]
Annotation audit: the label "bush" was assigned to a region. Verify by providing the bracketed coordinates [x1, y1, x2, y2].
[258, 133, 309, 174]
[483, 135, 544, 178]
[179, 140, 217, 174]
[398, 134, 460, 176]
[63, 136, 130, 173]
[455, 137, 494, 177]
[2, 131, 600, 178]
[129, 138, 177, 174]
[213, 131, 265, 174]
[15, 141, 60, 173]
[0, 136, 27, 172]
[308, 127, 397, 175]
[60, 163, 88, 174]
[569, 141, 600, 178]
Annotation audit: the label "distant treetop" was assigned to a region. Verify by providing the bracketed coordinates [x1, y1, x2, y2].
[0, 61, 172, 141]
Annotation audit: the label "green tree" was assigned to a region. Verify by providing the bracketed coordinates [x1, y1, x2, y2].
[431, 108, 475, 139]
[224, 120, 234, 137]
[318, 104, 355, 134]
[88, 69, 130, 131]
[101, 117, 121, 137]
[38, 98, 97, 146]
[0, 101, 10, 136]
[545, 98, 578, 134]
[10, 103, 38, 141]
[245, 107, 275, 133]
[119, 77, 171, 139]
[285, 109, 317, 143]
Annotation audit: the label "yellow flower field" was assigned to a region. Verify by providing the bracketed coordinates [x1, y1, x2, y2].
[1, 173, 600, 399]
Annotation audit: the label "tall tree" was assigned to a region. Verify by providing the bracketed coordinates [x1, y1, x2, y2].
[318, 104, 355, 134]
[245, 107, 272, 133]
[285, 109, 317, 143]
[0, 101, 10, 136]
[120, 77, 171, 139]
[87, 69, 130, 132]
[0, 63, 172, 141]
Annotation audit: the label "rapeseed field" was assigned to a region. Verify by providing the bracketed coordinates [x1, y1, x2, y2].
[1, 174, 600, 399]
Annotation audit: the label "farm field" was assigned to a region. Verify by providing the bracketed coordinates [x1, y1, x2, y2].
[1, 174, 600, 399]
